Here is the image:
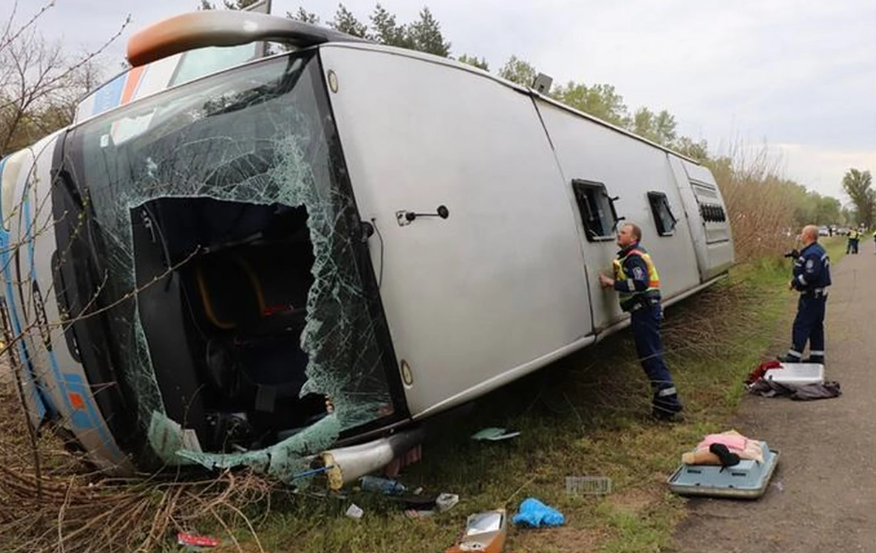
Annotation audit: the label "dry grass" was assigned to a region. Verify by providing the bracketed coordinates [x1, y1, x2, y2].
[0, 371, 280, 553]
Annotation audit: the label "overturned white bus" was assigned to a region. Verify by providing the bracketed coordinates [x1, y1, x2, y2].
[0, 10, 733, 486]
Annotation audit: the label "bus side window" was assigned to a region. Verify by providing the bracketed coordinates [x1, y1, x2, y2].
[572, 180, 618, 241]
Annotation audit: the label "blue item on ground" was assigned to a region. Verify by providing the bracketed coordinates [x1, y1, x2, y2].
[512, 497, 565, 527]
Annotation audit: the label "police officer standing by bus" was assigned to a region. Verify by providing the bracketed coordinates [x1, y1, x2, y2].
[778, 225, 831, 364]
[599, 222, 683, 421]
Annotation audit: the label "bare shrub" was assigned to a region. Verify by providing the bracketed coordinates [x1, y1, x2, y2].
[708, 141, 799, 262]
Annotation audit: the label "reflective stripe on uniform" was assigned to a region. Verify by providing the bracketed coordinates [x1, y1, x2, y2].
[615, 248, 661, 307]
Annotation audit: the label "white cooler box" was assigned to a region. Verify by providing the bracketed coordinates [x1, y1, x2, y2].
[765, 363, 824, 385]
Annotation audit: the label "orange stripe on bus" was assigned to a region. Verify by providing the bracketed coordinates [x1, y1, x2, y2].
[121, 65, 146, 105]
[69, 392, 85, 410]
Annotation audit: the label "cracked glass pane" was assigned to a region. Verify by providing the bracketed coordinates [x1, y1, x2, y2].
[59, 51, 395, 477]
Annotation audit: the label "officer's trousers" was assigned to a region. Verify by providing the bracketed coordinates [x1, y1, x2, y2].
[790, 295, 827, 359]
[630, 304, 682, 414]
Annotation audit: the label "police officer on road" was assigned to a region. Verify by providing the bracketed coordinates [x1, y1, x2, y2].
[847, 228, 859, 254]
[599, 222, 683, 420]
[778, 224, 831, 364]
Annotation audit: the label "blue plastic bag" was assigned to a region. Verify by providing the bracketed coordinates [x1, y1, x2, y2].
[512, 497, 565, 527]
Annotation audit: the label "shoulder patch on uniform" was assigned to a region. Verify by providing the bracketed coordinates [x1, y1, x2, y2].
[632, 267, 645, 279]
[806, 259, 814, 269]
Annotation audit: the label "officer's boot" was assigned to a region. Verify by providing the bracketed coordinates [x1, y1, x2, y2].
[651, 386, 684, 422]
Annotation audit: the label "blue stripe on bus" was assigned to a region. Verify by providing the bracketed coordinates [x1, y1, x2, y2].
[91, 74, 126, 117]
[21, 180, 121, 457]
[0, 156, 47, 420]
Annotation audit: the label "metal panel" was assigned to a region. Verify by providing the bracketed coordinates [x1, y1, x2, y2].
[679, 159, 735, 278]
[535, 102, 702, 332]
[320, 45, 592, 417]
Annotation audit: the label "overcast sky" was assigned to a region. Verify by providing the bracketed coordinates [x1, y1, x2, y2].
[23, 0, 876, 201]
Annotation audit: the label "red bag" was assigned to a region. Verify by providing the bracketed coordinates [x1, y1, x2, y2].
[745, 360, 781, 385]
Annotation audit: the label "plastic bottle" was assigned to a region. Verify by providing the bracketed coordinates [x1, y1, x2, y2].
[358, 475, 407, 495]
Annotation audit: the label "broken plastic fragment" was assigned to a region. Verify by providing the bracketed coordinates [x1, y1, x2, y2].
[436, 493, 460, 512]
[471, 427, 520, 441]
[345, 503, 364, 519]
[177, 532, 221, 548]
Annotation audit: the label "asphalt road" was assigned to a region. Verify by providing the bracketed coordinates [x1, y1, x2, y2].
[670, 247, 876, 552]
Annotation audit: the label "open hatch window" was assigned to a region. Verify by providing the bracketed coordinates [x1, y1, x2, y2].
[572, 180, 619, 241]
[648, 191, 677, 236]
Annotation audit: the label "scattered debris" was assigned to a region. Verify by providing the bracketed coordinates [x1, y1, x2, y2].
[359, 475, 408, 495]
[177, 532, 221, 548]
[512, 497, 565, 528]
[445, 509, 508, 553]
[436, 493, 460, 512]
[404, 493, 460, 519]
[565, 476, 612, 496]
[345, 503, 364, 519]
[471, 427, 521, 441]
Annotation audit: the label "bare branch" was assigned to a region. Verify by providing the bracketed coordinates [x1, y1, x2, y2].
[0, 1, 56, 55]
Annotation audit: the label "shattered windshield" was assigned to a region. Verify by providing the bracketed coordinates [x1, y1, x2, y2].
[61, 50, 397, 478]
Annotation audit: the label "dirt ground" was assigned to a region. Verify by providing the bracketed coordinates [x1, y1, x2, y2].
[669, 249, 876, 552]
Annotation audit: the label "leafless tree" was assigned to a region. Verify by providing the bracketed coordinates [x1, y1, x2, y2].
[0, 1, 130, 156]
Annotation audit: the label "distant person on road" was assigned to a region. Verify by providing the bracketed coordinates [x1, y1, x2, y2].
[778, 224, 831, 365]
[599, 222, 683, 421]
[848, 228, 860, 254]
[872, 229, 876, 254]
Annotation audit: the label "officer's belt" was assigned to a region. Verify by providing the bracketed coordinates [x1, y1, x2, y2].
[628, 297, 661, 312]
[800, 287, 828, 299]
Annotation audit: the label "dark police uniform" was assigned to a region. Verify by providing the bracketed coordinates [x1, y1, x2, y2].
[782, 241, 831, 363]
[612, 244, 683, 418]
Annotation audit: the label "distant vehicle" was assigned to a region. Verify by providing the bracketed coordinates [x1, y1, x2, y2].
[818, 226, 830, 237]
[0, 10, 733, 486]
